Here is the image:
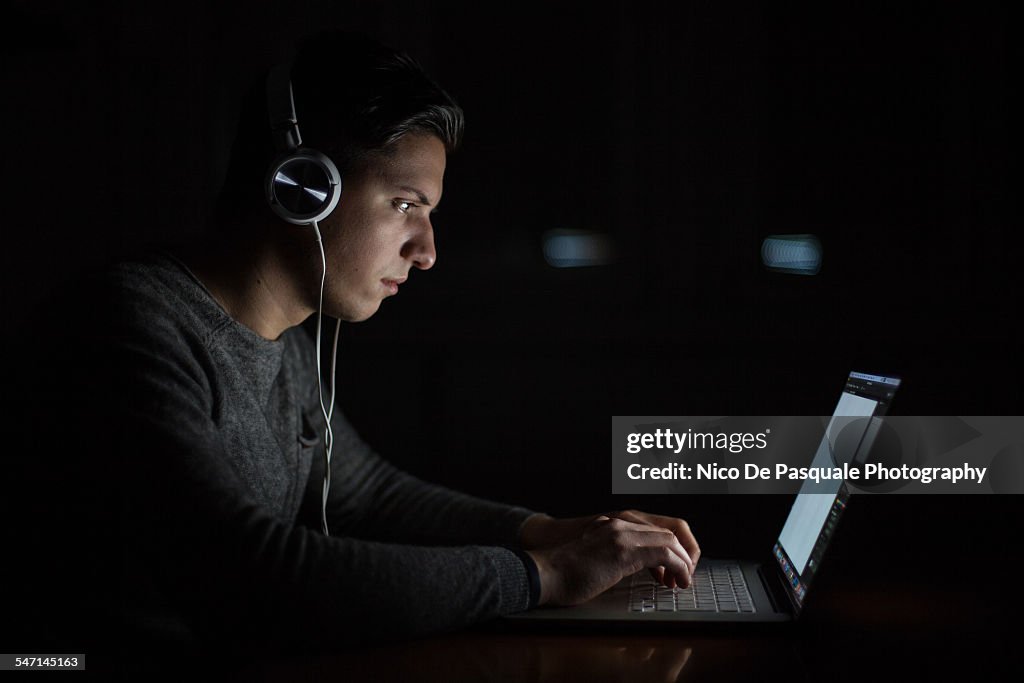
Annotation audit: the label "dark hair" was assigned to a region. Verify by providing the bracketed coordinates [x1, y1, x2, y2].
[214, 31, 463, 225]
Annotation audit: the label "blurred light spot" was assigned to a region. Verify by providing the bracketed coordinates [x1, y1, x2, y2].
[542, 229, 614, 268]
[761, 234, 822, 275]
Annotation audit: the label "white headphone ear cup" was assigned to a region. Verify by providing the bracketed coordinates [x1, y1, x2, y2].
[265, 149, 342, 225]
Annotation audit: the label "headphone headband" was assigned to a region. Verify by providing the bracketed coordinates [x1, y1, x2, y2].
[264, 61, 341, 226]
[266, 62, 302, 152]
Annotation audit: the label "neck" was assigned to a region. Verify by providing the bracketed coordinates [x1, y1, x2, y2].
[177, 227, 316, 341]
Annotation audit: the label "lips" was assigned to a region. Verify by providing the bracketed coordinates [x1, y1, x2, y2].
[381, 276, 407, 295]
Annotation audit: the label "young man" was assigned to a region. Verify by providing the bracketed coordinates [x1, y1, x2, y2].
[12, 32, 699, 661]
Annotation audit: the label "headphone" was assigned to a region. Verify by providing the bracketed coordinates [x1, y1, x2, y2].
[265, 62, 342, 537]
[265, 63, 342, 224]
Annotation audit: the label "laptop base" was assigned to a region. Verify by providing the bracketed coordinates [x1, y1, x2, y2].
[503, 560, 792, 625]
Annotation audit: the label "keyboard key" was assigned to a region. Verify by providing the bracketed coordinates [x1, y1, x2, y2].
[629, 566, 755, 614]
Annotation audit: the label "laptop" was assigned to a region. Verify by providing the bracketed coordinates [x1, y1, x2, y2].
[505, 370, 901, 625]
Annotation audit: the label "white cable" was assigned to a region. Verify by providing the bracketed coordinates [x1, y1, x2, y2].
[311, 219, 340, 536]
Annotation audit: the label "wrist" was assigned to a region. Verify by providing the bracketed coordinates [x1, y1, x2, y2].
[525, 549, 552, 606]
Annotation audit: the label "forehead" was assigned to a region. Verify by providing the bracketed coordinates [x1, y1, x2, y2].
[373, 133, 446, 200]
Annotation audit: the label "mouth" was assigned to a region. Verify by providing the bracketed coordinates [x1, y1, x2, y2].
[381, 276, 407, 295]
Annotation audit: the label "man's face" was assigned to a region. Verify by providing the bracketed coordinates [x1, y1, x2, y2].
[320, 133, 445, 321]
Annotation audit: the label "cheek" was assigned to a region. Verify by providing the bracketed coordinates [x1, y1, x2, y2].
[329, 213, 400, 282]
[330, 204, 371, 263]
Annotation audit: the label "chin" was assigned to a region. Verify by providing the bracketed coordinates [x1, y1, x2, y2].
[344, 301, 382, 323]
[327, 292, 384, 323]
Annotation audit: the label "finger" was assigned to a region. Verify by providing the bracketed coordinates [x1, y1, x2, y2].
[604, 520, 694, 584]
[632, 529, 694, 586]
[635, 543, 691, 589]
[604, 516, 672, 535]
[648, 566, 665, 585]
[622, 511, 701, 569]
[599, 518, 665, 551]
[610, 509, 650, 527]
[646, 529, 694, 579]
[660, 517, 700, 568]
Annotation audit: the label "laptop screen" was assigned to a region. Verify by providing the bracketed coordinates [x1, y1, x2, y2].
[772, 371, 901, 611]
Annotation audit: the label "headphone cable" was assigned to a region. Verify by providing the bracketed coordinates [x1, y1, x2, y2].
[311, 219, 341, 536]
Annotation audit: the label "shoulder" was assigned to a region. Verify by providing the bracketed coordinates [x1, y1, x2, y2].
[37, 251, 223, 386]
[98, 251, 225, 343]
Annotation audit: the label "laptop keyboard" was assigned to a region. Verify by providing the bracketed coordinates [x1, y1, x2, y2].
[628, 564, 756, 613]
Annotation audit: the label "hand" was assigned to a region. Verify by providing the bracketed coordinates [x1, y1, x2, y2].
[520, 509, 701, 588]
[606, 509, 701, 586]
[525, 515, 697, 606]
[519, 512, 602, 549]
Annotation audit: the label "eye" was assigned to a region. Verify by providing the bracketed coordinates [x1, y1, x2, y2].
[393, 199, 417, 214]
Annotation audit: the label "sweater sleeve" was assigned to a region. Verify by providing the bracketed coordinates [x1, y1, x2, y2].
[305, 409, 538, 547]
[290, 322, 540, 547]
[45, 279, 533, 651]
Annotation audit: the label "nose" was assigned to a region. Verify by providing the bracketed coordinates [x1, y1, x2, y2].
[402, 218, 436, 270]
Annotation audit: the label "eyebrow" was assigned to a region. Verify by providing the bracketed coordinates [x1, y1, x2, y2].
[396, 185, 440, 214]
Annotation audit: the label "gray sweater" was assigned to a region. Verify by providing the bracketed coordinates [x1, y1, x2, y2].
[26, 250, 535, 653]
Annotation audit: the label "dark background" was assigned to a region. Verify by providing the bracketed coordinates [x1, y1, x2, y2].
[2, 0, 1020, 667]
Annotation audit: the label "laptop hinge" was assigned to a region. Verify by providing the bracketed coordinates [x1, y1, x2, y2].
[758, 563, 793, 615]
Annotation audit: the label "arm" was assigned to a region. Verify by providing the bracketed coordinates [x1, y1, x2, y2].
[49, 282, 532, 649]
[308, 409, 536, 547]
[307, 421, 702, 608]
[292, 338, 701, 606]
[289, 323, 537, 548]
[120, 412, 531, 647]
